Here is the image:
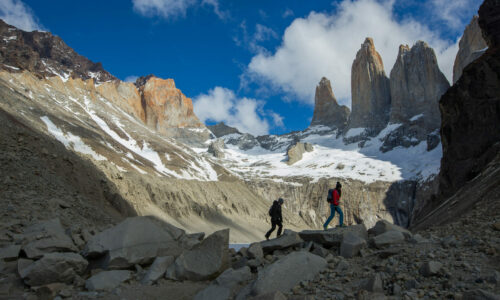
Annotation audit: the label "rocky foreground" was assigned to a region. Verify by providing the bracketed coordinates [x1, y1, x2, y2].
[0, 203, 498, 300]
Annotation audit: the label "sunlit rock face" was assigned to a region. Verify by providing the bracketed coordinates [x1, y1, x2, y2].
[453, 16, 488, 84]
[349, 38, 391, 135]
[389, 41, 450, 130]
[310, 77, 350, 130]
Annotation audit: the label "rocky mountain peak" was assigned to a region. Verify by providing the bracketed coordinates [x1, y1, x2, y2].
[389, 40, 450, 129]
[207, 122, 241, 138]
[0, 19, 115, 83]
[453, 16, 488, 83]
[349, 37, 391, 134]
[310, 77, 350, 130]
[478, 0, 500, 47]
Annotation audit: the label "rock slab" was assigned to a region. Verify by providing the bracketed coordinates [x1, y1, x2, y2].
[85, 270, 132, 291]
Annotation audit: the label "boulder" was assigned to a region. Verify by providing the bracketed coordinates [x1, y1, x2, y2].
[19, 252, 88, 286]
[22, 219, 77, 259]
[208, 139, 226, 158]
[249, 251, 327, 296]
[247, 243, 263, 260]
[368, 220, 412, 238]
[310, 77, 350, 130]
[194, 284, 231, 300]
[340, 232, 367, 258]
[85, 270, 132, 291]
[311, 245, 330, 258]
[141, 256, 175, 285]
[286, 142, 314, 165]
[360, 273, 384, 293]
[215, 266, 253, 288]
[169, 229, 229, 281]
[194, 267, 252, 300]
[299, 224, 367, 248]
[260, 230, 303, 253]
[463, 289, 500, 300]
[249, 291, 288, 300]
[84, 217, 183, 269]
[0, 245, 20, 261]
[419, 261, 442, 277]
[371, 230, 405, 248]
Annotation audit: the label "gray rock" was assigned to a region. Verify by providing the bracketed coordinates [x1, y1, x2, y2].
[311, 245, 330, 258]
[368, 220, 412, 239]
[299, 224, 368, 248]
[141, 256, 175, 285]
[0, 245, 20, 261]
[232, 256, 249, 270]
[84, 217, 183, 269]
[85, 270, 132, 291]
[286, 142, 314, 165]
[371, 230, 405, 248]
[22, 219, 77, 259]
[248, 243, 263, 260]
[340, 232, 367, 258]
[249, 291, 288, 300]
[260, 230, 303, 253]
[360, 273, 384, 293]
[247, 258, 262, 269]
[419, 261, 442, 277]
[463, 289, 500, 300]
[207, 122, 241, 138]
[208, 139, 226, 158]
[250, 251, 327, 296]
[194, 284, 231, 300]
[171, 229, 229, 281]
[215, 266, 253, 288]
[409, 234, 429, 244]
[19, 252, 88, 286]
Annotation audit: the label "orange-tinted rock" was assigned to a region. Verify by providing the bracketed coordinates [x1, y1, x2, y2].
[138, 76, 203, 133]
[310, 77, 350, 130]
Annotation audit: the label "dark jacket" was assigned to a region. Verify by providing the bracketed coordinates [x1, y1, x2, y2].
[269, 200, 282, 222]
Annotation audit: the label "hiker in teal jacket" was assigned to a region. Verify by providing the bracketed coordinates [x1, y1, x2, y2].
[323, 182, 344, 229]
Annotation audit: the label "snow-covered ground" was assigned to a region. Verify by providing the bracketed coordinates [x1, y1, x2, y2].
[202, 124, 441, 184]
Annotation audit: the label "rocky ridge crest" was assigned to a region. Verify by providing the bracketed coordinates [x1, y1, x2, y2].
[310, 77, 350, 130]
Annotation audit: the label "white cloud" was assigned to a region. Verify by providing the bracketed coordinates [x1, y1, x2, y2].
[246, 0, 462, 107]
[193, 87, 271, 135]
[132, 0, 227, 20]
[0, 0, 44, 31]
[124, 75, 139, 83]
[282, 8, 294, 18]
[430, 0, 481, 31]
[234, 22, 278, 54]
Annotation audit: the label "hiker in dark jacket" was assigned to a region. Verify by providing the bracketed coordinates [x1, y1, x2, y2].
[323, 182, 345, 230]
[265, 198, 284, 240]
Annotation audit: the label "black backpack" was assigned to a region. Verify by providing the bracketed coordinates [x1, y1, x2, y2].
[326, 189, 334, 203]
[269, 203, 275, 217]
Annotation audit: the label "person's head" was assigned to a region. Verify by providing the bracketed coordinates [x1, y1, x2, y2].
[278, 198, 284, 205]
[336, 182, 342, 189]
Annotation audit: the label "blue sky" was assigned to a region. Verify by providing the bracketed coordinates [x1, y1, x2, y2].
[0, 0, 482, 135]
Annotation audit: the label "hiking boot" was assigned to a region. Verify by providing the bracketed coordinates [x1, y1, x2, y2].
[323, 225, 328, 231]
[265, 235, 269, 241]
[336, 224, 347, 228]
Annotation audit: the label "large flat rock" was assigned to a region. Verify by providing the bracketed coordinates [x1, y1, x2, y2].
[84, 216, 183, 269]
[249, 251, 327, 296]
[21, 219, 77, 259]
[170, 229, 229, 281]
[260, 230, 303, 253]
[19, 252, 88, 286]
[85, 270, 132, 291]
[299, 224, 367, 248]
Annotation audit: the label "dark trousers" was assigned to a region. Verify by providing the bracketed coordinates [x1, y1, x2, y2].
[265, 219, 283, 239]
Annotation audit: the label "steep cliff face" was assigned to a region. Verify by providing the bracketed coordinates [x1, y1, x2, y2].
[453, 16, 488, 84]
[389, 42, 450, 130]
[349, 38, 391, 134]
[310, 77, 350, 130]
[208, 122, 240, 138]
[0, 19, 115, 83]
[411, 0, 500, 229]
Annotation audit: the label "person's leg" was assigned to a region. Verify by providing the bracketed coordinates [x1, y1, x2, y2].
[265, 220, 277, 239]
[335, 206, 344, 226]
[323, 204, 336, 229]
[277, 221, 283, 237]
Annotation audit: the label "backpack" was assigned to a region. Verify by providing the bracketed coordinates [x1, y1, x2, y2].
[326, 189, 334, 203]
[269, 204, 275, 217]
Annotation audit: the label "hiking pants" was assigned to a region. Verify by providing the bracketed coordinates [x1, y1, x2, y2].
[323, 204, 343, 228]
[265, 219, 283, 239]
